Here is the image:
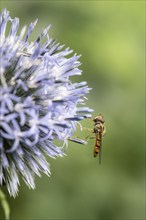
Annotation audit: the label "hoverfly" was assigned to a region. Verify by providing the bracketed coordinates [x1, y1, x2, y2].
[68, 114, 106, 163]
[92, 114, 105, 164]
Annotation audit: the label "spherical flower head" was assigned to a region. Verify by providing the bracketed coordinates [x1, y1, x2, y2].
[0, 9, 93, 197]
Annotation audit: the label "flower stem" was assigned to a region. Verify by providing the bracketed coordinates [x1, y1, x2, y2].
[0, 189, 10, 220]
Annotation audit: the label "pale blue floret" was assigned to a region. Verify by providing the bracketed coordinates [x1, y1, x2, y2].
[0, 8, 93, 197]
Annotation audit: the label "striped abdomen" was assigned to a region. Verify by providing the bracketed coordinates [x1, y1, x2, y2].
[94, 131, 102, 157]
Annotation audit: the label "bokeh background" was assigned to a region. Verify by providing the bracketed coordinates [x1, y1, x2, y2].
[0, 1, 145, 219]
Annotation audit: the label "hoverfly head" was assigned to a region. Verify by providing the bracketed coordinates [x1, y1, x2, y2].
[93, 114, 105, 124]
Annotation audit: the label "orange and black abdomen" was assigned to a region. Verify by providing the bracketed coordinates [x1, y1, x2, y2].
[93, 115, 105, 163]
[93, 131, 102, 157]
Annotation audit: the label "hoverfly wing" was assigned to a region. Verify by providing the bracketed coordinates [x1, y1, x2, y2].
[98, 136, 102, 164]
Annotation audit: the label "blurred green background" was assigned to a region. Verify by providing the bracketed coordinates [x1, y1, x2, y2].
[0, 1, 145, 219]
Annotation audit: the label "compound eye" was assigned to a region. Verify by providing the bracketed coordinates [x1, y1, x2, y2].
[93, 115, 105, 123]
[101, 118, 105, 123]
[93, 117, 98, 122]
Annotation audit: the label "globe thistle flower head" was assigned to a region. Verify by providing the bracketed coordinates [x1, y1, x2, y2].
[0, 9, 93, 197]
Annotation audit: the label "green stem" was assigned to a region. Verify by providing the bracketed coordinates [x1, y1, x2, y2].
[0, 189, 10, 220]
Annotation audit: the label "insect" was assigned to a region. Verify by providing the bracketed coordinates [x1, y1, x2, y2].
[68, 114, 106, 163]
[92, 115, 106, 164]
